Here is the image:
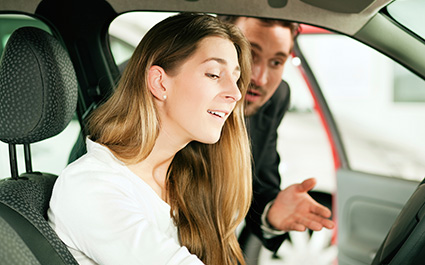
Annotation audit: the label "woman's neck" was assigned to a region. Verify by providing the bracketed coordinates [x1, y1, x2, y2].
[127, 130, 189, 201]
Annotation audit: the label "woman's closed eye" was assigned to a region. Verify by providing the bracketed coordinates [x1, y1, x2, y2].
[206, 73, 220, 80]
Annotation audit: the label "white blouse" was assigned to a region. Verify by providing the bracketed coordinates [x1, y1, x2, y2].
[48, 139, 203, 265]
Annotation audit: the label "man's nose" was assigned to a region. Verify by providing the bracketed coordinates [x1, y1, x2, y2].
[251, 63, 267, 87]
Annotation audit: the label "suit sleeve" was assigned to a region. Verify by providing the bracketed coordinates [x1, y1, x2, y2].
[244, 81, 291, 252]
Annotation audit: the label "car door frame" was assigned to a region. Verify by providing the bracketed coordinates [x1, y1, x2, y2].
[294, 22, 421, 265]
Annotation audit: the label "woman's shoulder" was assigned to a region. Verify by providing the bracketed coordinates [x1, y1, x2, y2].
[55, 140, 130, 192]
[65, 139, 123, 174]
[53, 139, 166, 209]
[62, 155, 118, 181]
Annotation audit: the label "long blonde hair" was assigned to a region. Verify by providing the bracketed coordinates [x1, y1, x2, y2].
[88, 13, 252, 265]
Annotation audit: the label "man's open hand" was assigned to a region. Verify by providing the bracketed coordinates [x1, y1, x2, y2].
[267, 178, 335, 232]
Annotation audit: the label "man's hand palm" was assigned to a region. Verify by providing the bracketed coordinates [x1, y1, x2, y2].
[267, 178, 335, 232]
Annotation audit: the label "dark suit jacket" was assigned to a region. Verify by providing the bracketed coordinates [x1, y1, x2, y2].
[245, 80, 291, 252]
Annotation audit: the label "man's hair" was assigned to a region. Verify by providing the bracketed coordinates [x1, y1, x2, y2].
[217, 15, 301, 39]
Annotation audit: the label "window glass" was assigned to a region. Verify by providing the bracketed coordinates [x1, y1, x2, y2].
[109, 12, 178, 66]
[393, 63, 425, 102]
[0, 14, 51, 55]
[298, 33, 425, 181]
[0, 14, 81, 179]
[279, 56, 335, 193]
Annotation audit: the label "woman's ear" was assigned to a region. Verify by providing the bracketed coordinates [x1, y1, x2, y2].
[148, 65, 167, 101]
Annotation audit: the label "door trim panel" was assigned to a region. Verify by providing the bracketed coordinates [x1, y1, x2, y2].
[337, 169, 419, 265]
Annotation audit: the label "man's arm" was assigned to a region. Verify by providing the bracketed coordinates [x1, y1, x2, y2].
[244, 81, 291, 251]
[244, 81, 334, 252]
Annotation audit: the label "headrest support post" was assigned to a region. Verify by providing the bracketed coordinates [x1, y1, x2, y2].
[8, 144, 19, 180]
[24, 144, 33, 173]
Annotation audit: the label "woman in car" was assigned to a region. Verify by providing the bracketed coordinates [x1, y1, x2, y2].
[48, 13, 252, 265]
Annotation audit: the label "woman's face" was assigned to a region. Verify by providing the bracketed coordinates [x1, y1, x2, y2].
[161, 36, 242, 145]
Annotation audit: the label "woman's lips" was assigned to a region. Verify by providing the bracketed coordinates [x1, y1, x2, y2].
[207, 110, 226, 118]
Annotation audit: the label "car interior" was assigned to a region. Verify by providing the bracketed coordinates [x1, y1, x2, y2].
[0, 0, 424, 264]
[0, 26, 79, 264]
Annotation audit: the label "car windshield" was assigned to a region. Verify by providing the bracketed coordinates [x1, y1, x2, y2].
[387, 0, 425, 41]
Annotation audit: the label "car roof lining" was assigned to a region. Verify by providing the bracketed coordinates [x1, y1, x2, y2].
[1, 0, 392, 36]
[109, 0, 393, 36]
[2, 0, 425, 80]
[300, 0, 375, 14]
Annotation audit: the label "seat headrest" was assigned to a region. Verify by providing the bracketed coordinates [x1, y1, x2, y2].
[0, 27, 78, 144]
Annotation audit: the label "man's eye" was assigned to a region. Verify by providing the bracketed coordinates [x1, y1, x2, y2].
[251, 51, 259, 63]
[270, 60, 283, 67]
[206, 73, 220, 79]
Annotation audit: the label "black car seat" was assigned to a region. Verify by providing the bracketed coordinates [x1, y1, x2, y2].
[371, 178, 425, 265]
[0, 27, 79, 265]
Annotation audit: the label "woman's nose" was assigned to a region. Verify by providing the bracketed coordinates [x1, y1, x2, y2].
[224, 80, 242, 102]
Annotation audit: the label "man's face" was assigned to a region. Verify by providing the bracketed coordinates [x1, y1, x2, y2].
[234, 17, 293, 116]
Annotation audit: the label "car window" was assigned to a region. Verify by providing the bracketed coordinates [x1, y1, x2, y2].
[297, 32, 425, 181]
[0, 14, 81, 179]
[0, 14, 51, 55]
[278, 55, 336, 192]
[109, 11, 178, 66]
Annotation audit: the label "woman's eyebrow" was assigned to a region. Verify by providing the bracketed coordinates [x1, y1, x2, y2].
[203, 57, 240, 72]
[202, 57, 227, 65]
